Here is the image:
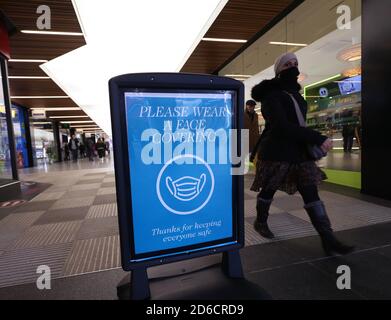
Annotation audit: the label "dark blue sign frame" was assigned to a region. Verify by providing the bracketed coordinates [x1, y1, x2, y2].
[109, 73, 244, 274]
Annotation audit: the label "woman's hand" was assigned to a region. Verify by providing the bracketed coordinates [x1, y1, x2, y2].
[321, 138, 333, 153]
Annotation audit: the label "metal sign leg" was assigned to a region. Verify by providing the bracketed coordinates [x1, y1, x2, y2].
[222, 250, 244, 279]
[130, 268, 151, 300]
[117, 268, 151, 300]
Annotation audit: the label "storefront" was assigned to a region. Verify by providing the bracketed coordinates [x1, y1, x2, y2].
[0, 84, 13, 181]
[27, 119, 71, 165]
[0, 10, 20, 200]
[219, 0, 362, 190]
[12, 104, 33, 169]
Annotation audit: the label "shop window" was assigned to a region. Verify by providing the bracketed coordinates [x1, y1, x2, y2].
[0, 60, 13, 183]
[220, 0, 362, 189]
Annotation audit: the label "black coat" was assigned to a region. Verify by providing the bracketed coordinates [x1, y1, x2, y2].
[251, 78, 327, 163]
[68, 138, 79, 151]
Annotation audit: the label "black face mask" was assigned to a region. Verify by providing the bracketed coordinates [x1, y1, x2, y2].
[279, 66, 300, 82]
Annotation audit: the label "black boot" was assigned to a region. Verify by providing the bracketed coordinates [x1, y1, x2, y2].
[254, 197, 274, 239]
[304, 201, 355, 256]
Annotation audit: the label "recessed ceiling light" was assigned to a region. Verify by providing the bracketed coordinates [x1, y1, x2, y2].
[61, 121, 95, 124]
[21, 30, 84, 36]
[225, 74, 252, 78]
[49, 115, 89, 119]
[337, 44, 361, 62]
[269, 41, 308, 47]
[8, 59, 49, 63]
[202, 37, 247, 43]
[11, 96, 69, 99]
[348, 56, 361, 62]
[69, 123, 98, 125]
[8, 76, 50, 79]
[342, 67, 362, 78]
[72, 127, 100, 129]
[31, 107, 80, 111]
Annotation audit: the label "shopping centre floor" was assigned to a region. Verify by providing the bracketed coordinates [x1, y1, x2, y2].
[1, 157, 391, 300]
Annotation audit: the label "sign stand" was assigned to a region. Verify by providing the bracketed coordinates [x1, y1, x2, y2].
[221, 250, 244, 278]
[109, 73, 267, 301]
[117, 268, 151, 300]
[117, 249, 244, 300]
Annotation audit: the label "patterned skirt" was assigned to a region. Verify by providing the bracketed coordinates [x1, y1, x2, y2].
[250, 160, 327, 195]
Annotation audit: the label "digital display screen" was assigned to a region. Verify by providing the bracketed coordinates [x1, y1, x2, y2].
[338, 75, 362, 96]
[124, 91, 235, 260]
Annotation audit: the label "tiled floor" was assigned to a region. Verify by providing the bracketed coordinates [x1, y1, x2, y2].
[1, 158, 391, 290]
[318, 150, 361, 172]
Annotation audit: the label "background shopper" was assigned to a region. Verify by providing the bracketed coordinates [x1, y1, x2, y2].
[342, 123, 355, 153]
[63, 142, 70, 161]
[96, 138, 106, 161]
[68, 134, 79, 162]
[244, 99, 260, 154]
[86, 138, 94, 161]
[79, 142, 86, 158]
[105, 139, 110, 156]
[250, 52, 354, 256]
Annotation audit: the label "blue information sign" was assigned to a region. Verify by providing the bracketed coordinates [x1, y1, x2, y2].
[125, 92, 234, 256]
[109, 73, 244, 270]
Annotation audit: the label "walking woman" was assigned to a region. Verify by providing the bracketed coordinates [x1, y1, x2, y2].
[96, 138, 106, 162]
[250, 52, 354, 256]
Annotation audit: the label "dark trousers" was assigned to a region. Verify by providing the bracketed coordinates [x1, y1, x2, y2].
[258, 185, 320, 205]
[98, 149, 105, 158]
[71, 149, 78, 161]
[86, 149, 93, 161]
[343, 135, 354, 152]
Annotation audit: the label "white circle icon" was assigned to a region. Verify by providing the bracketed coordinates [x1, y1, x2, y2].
[319, 87, 329, 98]
[156, 154, 215, 215]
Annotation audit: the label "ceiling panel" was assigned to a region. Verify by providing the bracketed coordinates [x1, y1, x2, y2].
[45, 110, 86, 117]
[181, 0, 296, 74]
[11, 98, 77, 109]
[9, 78, 68, 95]
[7, 62, 47, 76]
[8, 33, 84, 60]
[1, 0, 95, 126]
[3, 0, 299, 132]
[0, 0, 84, 31]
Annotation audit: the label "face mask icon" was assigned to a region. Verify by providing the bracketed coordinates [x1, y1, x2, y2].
[166, 174, 207, 202]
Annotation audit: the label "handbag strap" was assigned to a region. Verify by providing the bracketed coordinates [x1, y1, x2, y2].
[284, 91, 306, 127]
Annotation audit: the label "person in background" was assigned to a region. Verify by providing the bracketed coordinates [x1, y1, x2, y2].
[79, 142, 85, 158]
[244, 99, 260, 155]
[96, 138, 106, 162]
[86, 138, 94, 161]
[63, 142, 70, 161]
[342, 123, 355, 153]
[16, 150, 24, 168]
[250, 52, 354, 256]
[68, 134, 79, 162]
[105, 139, 110, 156]
[355, 111, 362, 150]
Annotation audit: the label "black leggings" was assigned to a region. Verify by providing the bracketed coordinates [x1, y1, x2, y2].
[258, 185, 320, 205]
